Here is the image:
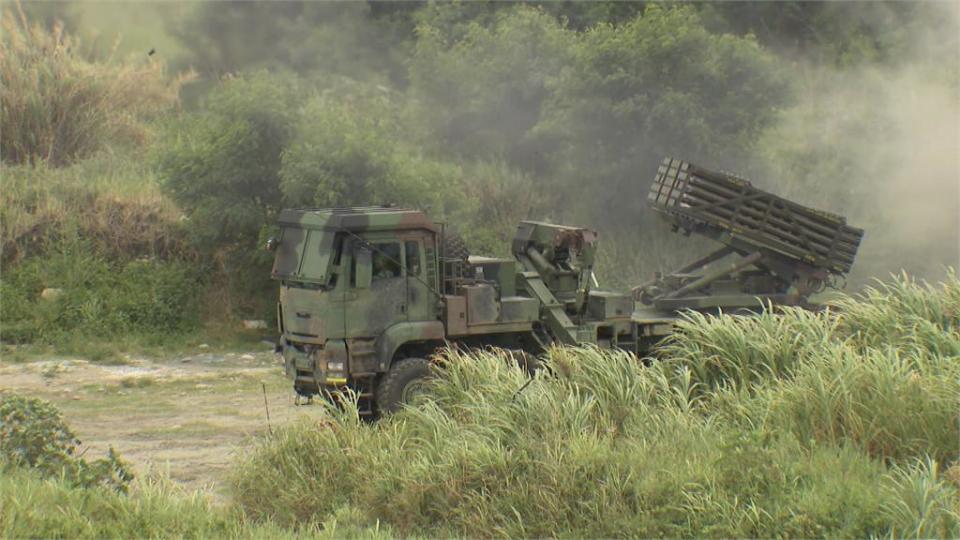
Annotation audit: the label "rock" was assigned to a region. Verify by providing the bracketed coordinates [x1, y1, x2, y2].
[240, 354, 255, 361]
[242, 320, 268, 330]
[198, 343, 210, 349]
[40, 288, 64, 301]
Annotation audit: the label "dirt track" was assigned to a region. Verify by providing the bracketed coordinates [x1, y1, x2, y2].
[0, 349, 327, 497]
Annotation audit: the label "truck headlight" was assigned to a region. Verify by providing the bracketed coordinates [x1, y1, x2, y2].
[327, 361, 344, 371]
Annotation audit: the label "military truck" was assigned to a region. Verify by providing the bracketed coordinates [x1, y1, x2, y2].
[268, 157, 864, 415]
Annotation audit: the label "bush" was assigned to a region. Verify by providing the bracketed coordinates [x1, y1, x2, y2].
[0, 468, 342, 539]
[658, 306, 837, 392]
[408, 5, 572, 168]
[232, 347, 942, 537]
[665, 272, 960, 464]
[727, 344, 960, 464]
[155, 71, 304, 317]
[0, 393, 133, 492]
[833, 271, 960, 357]
[536, 4, 788, 229]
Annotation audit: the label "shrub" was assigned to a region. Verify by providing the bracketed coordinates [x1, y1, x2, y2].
[156, 70, 300, 250]
[833, 270, 960, 357]
[658, 306, 837, 392]
[155, 71, 303, 317]
[732, 344, 960, 464]
[0, 468, 353, 539]
[881, 457, 960, 538]
[0, 393, 133, 492]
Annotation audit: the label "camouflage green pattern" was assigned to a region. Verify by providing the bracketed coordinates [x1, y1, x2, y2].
[272, 207, 444, 406]
[269, 158, 864, 414]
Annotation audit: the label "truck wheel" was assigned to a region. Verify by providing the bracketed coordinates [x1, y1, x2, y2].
[376, 358, 433, 414]
[443, 230, 476, 280]
[443, 230, 471, 262]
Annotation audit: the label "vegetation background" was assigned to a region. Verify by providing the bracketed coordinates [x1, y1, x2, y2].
[0, 1, 958, 537]
[2, 0, 957, 349]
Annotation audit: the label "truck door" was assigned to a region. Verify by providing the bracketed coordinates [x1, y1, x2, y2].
[402, 237, 434, 322]
[345, 239, 408, 338]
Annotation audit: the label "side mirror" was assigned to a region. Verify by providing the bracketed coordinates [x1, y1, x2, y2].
[355, 246, 372, 289]
[265, 237, 280, 252]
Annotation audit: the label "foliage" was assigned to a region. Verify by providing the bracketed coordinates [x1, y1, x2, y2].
[0, 242, 202, 344]
[1, 152, 188, 265]
[0, 5, 184, 167]
[0, 394, 133, 492]
[154, 71, 306, 316]
[702, 2, 958, 67]
[6, 0, 957, 338]
[156, 71, 300, 250]
[409, 5, 572, 170]
[279, 87, 459, 215]
[537, 4, 788, 228]
[0, 467, 397, 539]
[449, 160, 546, 255]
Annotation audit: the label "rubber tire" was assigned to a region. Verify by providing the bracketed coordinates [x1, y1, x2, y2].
[443, 230, 471, 262]
[376, 358, 433, 415]
[442, 230, 474, 280]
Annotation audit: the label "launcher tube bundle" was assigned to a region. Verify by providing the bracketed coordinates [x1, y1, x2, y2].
[639, 158, 865, 310]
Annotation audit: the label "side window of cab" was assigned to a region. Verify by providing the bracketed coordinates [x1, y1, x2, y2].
[350, 240, 405, 288]
[371, 242, 402, 281]
[405, 240, 421, 276]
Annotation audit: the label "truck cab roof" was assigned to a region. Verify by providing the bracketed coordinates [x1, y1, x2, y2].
[277, 207, 438, 233]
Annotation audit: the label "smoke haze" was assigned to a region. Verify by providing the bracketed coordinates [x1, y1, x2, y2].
[751, 3, 959, 285]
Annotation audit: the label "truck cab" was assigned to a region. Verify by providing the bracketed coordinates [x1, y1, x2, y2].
[271, 207, 445, 414]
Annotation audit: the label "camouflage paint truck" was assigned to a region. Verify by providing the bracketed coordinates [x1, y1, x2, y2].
[268, 158, 864, 415]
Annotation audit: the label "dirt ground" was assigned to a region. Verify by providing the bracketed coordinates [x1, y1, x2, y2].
[0, 347, 328, 498]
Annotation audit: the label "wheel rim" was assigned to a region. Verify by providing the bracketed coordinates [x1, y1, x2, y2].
[400, 378, 428, 404]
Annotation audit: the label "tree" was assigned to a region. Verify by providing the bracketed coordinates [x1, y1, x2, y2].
[408, 5, 573, 172]
[156, 71, 301, 248]
[279, 84, 462, 216]
[534, 4, 788, 228]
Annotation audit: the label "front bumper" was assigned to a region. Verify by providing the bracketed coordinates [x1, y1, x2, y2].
[281, 338, 350, 392]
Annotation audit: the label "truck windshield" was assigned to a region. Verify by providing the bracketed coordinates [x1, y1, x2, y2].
[272, 227, 341, 286]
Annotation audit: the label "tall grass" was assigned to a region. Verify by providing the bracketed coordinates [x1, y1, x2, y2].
[1, 153, 188, 264]
[232, 273, 960, 537]
[0, 467, 398, 539]
[0, 3, 187, 167]
[833, 270, 960, 357]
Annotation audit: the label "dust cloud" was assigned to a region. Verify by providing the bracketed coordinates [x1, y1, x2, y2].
[754, 4, 960, 285]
